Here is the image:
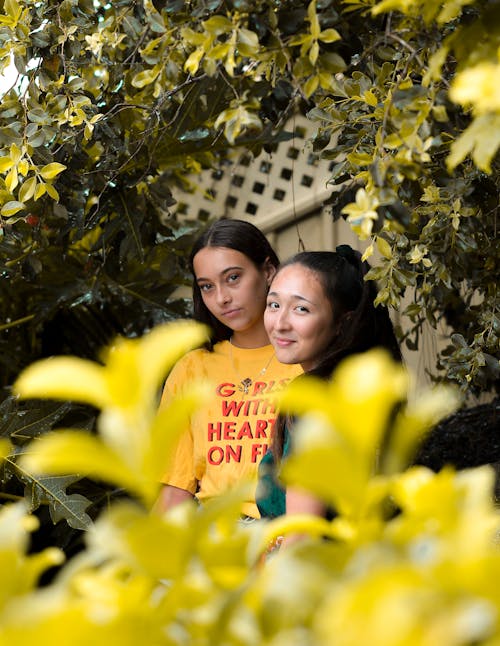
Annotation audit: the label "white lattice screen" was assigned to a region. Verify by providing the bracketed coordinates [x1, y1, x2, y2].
[172, 114, 337, 236]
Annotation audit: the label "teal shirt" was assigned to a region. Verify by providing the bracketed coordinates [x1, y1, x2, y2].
[256, 430, 291, 519]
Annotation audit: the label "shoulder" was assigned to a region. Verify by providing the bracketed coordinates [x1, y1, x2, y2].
[166, 341, 231, 379]
[168, 347, 211, 377]
[277, 363, 303, 378]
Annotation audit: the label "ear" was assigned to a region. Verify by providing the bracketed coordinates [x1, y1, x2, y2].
[263, 258, 277, 286]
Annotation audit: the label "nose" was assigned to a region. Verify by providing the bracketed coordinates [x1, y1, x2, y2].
[275, 307, 291, 330]
[215, 285, 231, 306]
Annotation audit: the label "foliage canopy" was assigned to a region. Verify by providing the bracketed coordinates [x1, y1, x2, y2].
[0, 0, 498, 393]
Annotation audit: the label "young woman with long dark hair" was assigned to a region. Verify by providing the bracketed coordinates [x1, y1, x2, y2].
[155, 219, 301, 517]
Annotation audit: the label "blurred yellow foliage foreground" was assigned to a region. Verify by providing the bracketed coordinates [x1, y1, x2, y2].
[2, 321, 499, 645]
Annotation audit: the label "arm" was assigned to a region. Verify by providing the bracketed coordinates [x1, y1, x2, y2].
[153, 484, 194, 514]
[286, 486, 326, 516]
[281, 485, 326, 547]
[153, 355, 198, 514]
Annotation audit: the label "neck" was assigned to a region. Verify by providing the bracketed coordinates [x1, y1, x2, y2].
[300, 359, 319, 373]
[230, 326, 270, 349]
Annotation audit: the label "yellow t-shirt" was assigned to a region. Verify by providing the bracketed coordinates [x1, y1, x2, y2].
[160, 341, 302, 518]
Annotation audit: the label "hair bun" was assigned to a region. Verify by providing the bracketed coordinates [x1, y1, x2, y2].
[336, 244, 361, 265]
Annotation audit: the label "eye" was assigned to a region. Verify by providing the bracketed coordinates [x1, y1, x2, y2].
[227, 273, 240, 283]
[295, 305, 309, 313]
[199, 283, 212, 292]
[266, 301, 279, 310]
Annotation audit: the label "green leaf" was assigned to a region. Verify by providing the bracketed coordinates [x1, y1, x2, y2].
[27, 108, 50, 124]
[146, 10, 166, 34]
[1, 399, 76, 442]
[20, 471, 93, 530]
[203, 15, 233, 33]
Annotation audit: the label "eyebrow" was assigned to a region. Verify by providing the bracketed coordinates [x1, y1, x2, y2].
[196, 266, 244, 282]
[267, 290, 315, 305]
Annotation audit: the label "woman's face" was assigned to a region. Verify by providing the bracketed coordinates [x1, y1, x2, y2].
[193, 246, 275, 340]
[264, 263, 335, 372]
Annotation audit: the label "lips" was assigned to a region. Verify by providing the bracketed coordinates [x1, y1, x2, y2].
[221, 308, 242, 318]
[273, 336, 295, 347]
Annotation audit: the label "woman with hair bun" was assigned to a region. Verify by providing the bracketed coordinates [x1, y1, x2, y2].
[257, 246, 402, 522]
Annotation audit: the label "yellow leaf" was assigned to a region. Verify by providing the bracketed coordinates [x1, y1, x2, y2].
[307, 0, 320, 39]
[34, 182, 46, 201]
[283, 438, 369, 516]
[45, 183, 60, 201]
[5, 166, 18, 192]
[148, 382, 211, 479]
[346, 151, 373, 166]
[319, 28, 341, 43]
[237, 27, 259, 48]
[97, 321, 207, 416]
[278, 375, 333, 423]
[1, 200, 25, 217]
[376, 236, 392, 259]
[93, 502, 195, 580]
[280, 350, 409, 459]
[135, 320, 209, 399]
[0, 438, 11, 461]
[39, 162, 67, 180]
[14, 356, 110, 409]
[361, 243, 374, 261]
[304, 74, 319, 98]
[447, 113, 500, 173]
[9, 142, 22, 163]
[423, 45, 449, 85]
[309, 40, 319, 66]
[184, 48, 204, 75]
[131, 66, 161, 88]
[203, 15, 233, 33]
[0, 156, 14, 172]
[208, 42, 230, 60]
[68, 108, 86, 126]
[18, 176, 37, 203]
[387, 385, 460, 473]
[450, 61, 500, 113]
[364, 89, 378, 107]
[256, 513, 334, 554]
[19, 431, 154, 504]
[83, 123, 94, 140]
[17, 159, 29, 176]
[4, 0, 22, 21]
